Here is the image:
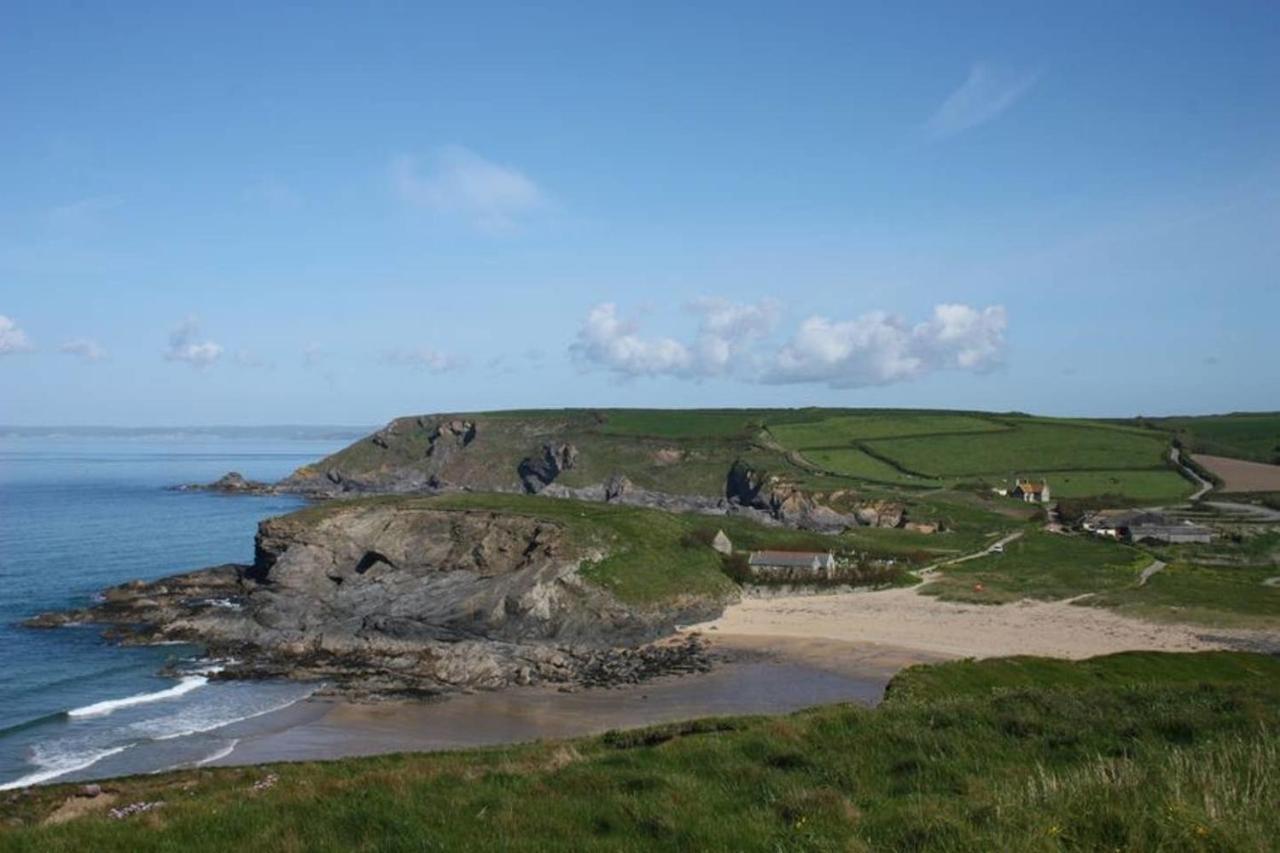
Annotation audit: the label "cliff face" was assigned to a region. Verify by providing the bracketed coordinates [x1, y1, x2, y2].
[28, 502, 717, 696]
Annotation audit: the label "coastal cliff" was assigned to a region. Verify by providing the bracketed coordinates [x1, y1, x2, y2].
[26, 497, 750, 696]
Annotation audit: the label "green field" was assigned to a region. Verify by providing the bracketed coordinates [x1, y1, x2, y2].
[768, 412, 1003, 448]
[1146, 412, 1280, 464]
[920, 531, 1149, 604]
[760, 412, 1185, 500]
[7, 652, 1279, 851]
[1036, 468, 1193, 501]
[864, 422, 1169, 476]
[801, 447, 943, 487]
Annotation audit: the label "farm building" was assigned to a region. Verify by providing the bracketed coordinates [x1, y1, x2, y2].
[747, 550, 838, 581]
[1010, 479, 1051, 503]
[1083, 510, 1162, 538]
[1081, 510, 1213, 544]
[1125, 522, 1213, 545]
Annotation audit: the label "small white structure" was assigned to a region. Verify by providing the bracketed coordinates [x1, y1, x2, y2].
[747, 550, 838, 580]
[711, 529, 733, 555]
[1010, 479, 1051, 503]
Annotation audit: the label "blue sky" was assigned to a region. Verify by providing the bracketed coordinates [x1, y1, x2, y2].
[2, 1, 1277, 425]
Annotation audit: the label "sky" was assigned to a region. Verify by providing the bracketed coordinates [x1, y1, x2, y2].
[1, 1, 1278, 426]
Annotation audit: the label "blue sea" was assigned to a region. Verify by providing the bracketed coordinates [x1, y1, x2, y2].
[0, 433, 357, 789]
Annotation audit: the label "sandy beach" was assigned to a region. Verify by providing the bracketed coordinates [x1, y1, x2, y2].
[687, 584, 1279, 659]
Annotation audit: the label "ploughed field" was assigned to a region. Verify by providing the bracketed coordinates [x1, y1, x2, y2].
[1193, 453, 1280, 493]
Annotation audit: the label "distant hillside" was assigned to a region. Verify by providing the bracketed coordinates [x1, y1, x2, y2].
[279, 408, 1194, 504]
[1136, 412, 1280, 465]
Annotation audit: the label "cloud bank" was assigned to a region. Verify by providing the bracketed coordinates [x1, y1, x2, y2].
[571, 299, 779, 379]
[391, 146, 544, 230]
[927, 63, 1039, 138]
[572, 300, 1006, 388]
[164, 317, 222, 367]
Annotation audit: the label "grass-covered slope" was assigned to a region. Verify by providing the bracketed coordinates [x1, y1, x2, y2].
[1143, 412, 1280, 465]
[281, 407, 1204, 503]
[6, 652, 1279, 851]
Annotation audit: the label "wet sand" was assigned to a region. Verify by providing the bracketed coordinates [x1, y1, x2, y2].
[211, 636, 939, 767]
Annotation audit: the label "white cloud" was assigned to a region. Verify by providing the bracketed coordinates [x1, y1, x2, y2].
[59, 338, 108, 362]
[571, 299, 779, 380]
[391, 146, 544, 231]
[571, 300, 1007, 388]
[927, 63, 1039, 138]
[164, 317, 222, 367]
[0, 315, 34, 355]
[765, 304, 1007, 388]
[382, 347, 468, 373]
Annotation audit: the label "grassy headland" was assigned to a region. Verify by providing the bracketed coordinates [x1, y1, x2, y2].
[288, 408, 1197, 503]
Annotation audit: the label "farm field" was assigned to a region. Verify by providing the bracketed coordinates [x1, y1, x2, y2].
[768, 412, 1002, 448]
[1192, 454, 1280, 493]
[801, 447, 943, 487]
[1148, 412, 1280, 464]
[863, 422, 1169, 476]
[1037, 469, 1193, 501]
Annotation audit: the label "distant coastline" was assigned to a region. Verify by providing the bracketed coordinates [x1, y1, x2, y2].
[0, 425, 375, 442]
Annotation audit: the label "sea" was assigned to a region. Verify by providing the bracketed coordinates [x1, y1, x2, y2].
[0, 430, 361, 790]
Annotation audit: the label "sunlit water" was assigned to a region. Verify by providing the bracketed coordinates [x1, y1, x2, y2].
[0, 435, 353, 788]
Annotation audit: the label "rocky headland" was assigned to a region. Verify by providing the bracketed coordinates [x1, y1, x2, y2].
[27, 500, 720, 697]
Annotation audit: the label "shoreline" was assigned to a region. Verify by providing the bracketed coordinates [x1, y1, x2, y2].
[204, 635, 940, 769]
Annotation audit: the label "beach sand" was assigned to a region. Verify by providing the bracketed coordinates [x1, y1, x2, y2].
[686, 584, 1278, 660]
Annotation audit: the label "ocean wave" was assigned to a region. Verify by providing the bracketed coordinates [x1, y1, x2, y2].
[195, 738, 239, 766]
[148, 687, 316, 741]
[0, 745, 129, 791]
[67, 676, 208, 718]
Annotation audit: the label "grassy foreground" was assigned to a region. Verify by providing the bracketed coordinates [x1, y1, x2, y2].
[3, 652, 1279, 851]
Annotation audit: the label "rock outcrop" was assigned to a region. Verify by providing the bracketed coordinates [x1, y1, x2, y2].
[725, 460, 858, 532]
[518, 443, 578, 493]
[27, 502, 719, 697]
